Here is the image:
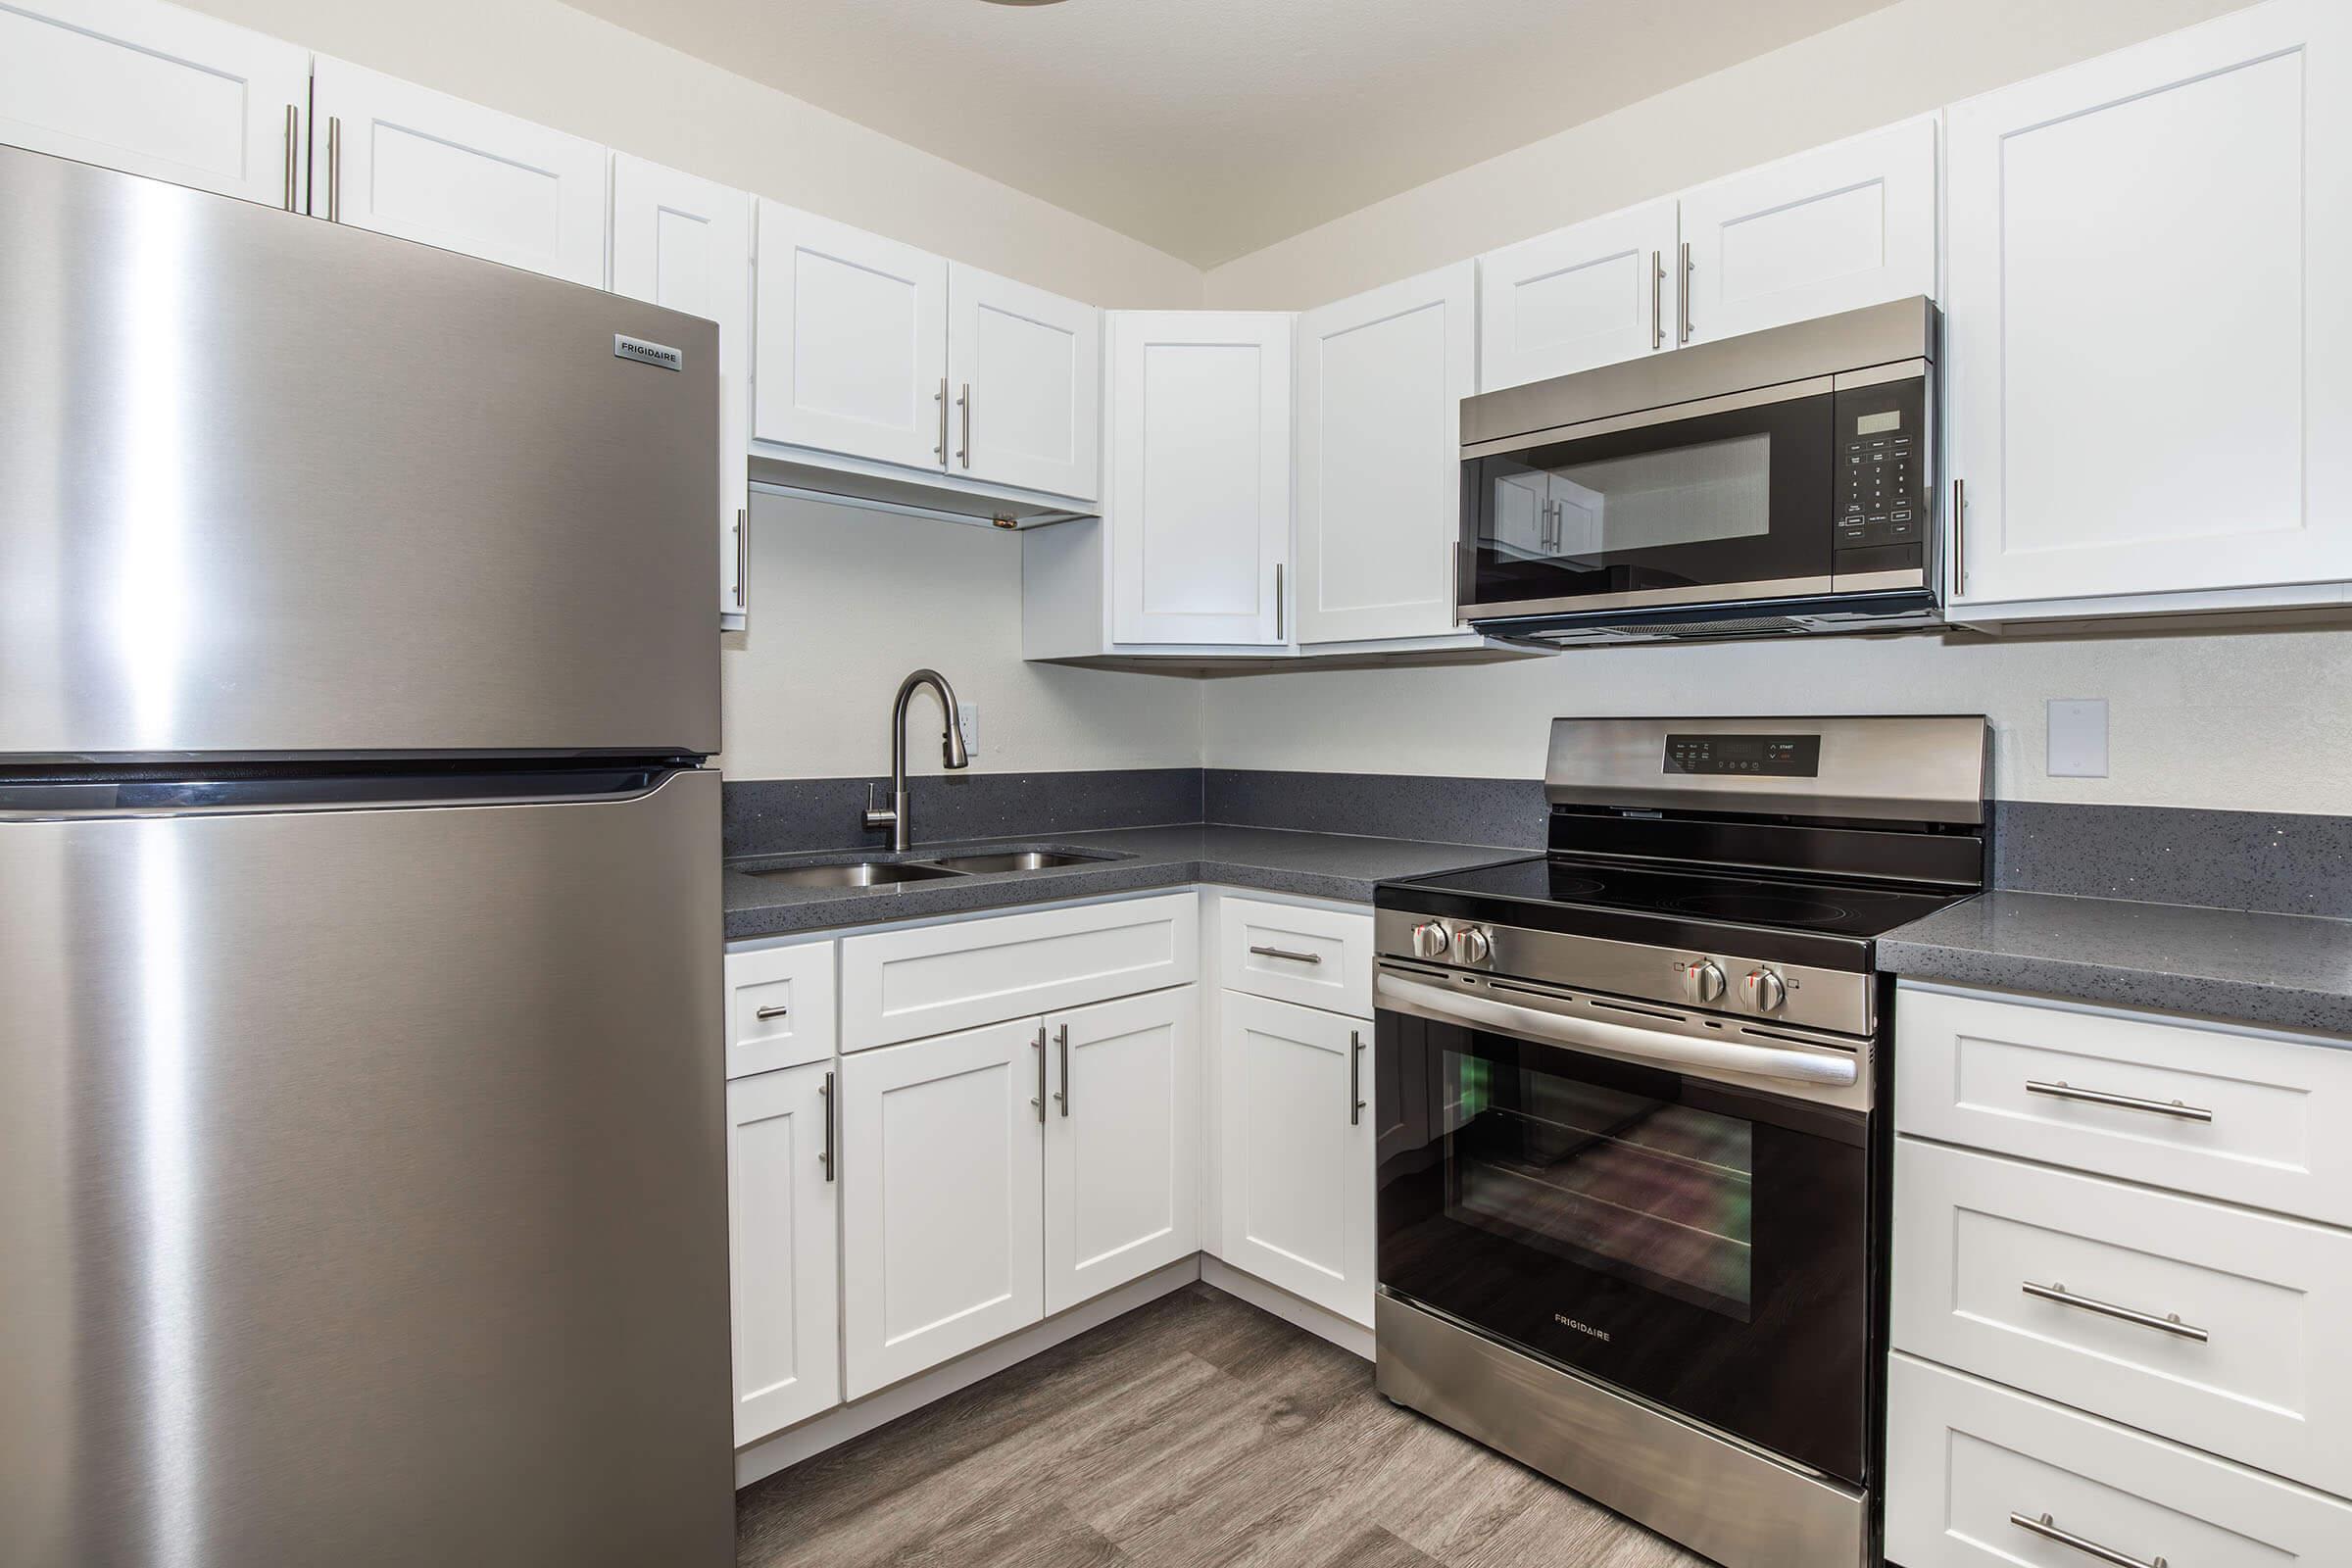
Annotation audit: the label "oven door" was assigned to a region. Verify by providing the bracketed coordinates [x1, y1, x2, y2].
[1375, 968, 1872, 1484]
[1459, 382, 1836, 619]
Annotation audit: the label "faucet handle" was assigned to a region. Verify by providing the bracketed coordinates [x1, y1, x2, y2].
[861, 782, 898, 831]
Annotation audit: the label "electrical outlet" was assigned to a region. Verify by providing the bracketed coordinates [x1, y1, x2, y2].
[2046, 698, 2108, 778]
[956, 702, 979, 760]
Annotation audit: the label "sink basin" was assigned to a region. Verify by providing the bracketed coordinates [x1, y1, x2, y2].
[917, 850, 1114, 874]
[744, 859, 968, 888]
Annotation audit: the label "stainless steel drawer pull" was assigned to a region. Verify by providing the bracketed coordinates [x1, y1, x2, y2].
[1054, 1023, 1070, 1118]
[2009, 1511, 2167, 1568]
[2023, 1280, 2208, 1343]
[1249, 945, 1322, 965]
[818, 1070, 836, 1182]
[754, 1004, 791, 1020]
[1032, 1023, 1048, 1123]
[2026, 1079, 2214, 1123]
[1349, 1029, 1366, 1127]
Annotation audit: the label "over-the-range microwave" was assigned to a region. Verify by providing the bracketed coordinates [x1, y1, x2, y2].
[1458, 297, 1941, 645]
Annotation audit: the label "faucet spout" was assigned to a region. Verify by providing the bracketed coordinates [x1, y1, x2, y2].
[861, 668, 968, 853]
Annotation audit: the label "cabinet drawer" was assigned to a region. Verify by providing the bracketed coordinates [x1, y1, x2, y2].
[841, 894, 1198, 1049]
[1886, 1353, 2352, 1567]
[1895, 984, 2352, 1226]
[1893, 1140, 2352, 1494]
[725, 940, 837, 1078]
[1218, 897, 1371, 1015]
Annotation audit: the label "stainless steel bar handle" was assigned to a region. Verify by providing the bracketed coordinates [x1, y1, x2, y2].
[956, 383, 971, 469]
[1678, 241, 1693, 344]
[1032, 1022, 1047, 1123]
[935, 377, 949, 459]
[818, 1070, 836, 1182]
[1249, 946, 1322, 965]
[2026, 1079, 2213, 1123]
[1274, 564, 1286, 641]
[1376, 971, 1858, 1087]
[1348, 1030, 1365, 1127]
[283, 103, 299, 211]
[2022, 1280, 2209, 1343]
[2009, 1512, 2168, 1568]
[754, 1004, 790, 1020]
[1648, 250, 1663, 350]
[1951, 476, 1966, 595]
[326, 115, 341, 222]
[1054, 1024, 1070, 1117]
[734, 507, 750, 612]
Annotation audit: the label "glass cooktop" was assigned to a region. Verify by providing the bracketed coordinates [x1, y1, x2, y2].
[1395, 856, 1968, 942]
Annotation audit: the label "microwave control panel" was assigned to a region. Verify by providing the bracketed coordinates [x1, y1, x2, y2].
[1834, 376, 1929, 561]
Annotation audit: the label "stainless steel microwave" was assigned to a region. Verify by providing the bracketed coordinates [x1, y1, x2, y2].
[1458, 297, 1941, 644]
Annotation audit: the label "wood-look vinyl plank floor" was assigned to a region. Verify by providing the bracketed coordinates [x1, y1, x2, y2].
[737, 1283, 1712, 1568]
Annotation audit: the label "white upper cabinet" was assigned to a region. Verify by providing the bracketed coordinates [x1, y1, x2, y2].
[948, 264, 1101, 502]
[611, 154, 753, 626]
[309, 58, 607, 285]
[726, 1060, 841, 1446]
[1944, 0, 2352, 613]
[1107, 311, 1295, 647]
[1042, 989, 1199, 1316]
[1477, 197, 1678, 392]
[1679, 116, 1936, 346]
[0, 0, 308, 208]
[1295, 262, 1477, 645]
[753, 201, 950, 472]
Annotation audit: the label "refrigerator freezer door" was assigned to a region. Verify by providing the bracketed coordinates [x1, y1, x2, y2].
[0, 144, 719, 761]
[0, 769, 729, 1568]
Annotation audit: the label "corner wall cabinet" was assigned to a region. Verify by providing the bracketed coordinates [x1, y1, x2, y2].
[610, 155, 753, 627]
[1941, 0, 2352, 622]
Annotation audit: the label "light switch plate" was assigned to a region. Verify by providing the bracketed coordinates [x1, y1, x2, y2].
[956, 703, 979, 760]
[2046, 698, 2108, 778]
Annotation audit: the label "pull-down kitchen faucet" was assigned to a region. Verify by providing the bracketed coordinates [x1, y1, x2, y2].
[861, 668, 969, 852]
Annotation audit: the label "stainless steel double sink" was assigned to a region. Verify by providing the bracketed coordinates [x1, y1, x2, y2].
[744, 848, 1113, 889]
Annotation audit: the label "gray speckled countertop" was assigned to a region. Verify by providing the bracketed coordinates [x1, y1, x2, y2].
[723, 824, 1526, 941]
[1880, 891, 2352, 1038]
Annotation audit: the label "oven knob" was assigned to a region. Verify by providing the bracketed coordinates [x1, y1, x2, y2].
[1685, 959, 1727, 1004]
[1744, 967, 1788, 1013]
[1452, 925, 1494, 965]
[1411, 921, 1451, 959]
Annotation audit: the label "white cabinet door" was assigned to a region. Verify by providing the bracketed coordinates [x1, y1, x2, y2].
[1679, 116, 1936, 347]
[0, 0, 308, 208]
[727, 1060, 842, 1446]
[947, 264, 1100, 502]
[1944, 0, 2352, 610]
[1107, 312, 1294, 646]
[1218, 993, 1374, 1326]
[752, 201, 950, 473]
[611, 154, 753, 626]
[308, 58, 607, 285]
[1043, 989, 1198, 1315]
[1296, 262, 1476, 645]
[840, 1017, 1045, 1397]
[1477, 198, 1678, 392]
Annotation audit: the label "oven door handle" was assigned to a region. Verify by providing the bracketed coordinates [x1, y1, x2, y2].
[1375, 973, 1857, 1088]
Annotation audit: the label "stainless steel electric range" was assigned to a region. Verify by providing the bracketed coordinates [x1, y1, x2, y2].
[1371, 715, 1989, 1568]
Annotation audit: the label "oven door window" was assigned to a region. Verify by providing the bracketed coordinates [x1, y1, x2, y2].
[1377, 1010, 1870, 1484]
[1465, 390, 1835, 611]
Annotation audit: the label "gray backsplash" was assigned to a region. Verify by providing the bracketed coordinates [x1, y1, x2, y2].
[724, 767, 2349, 918]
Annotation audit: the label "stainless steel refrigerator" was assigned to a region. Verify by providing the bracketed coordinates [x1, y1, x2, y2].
[0, 146, 733, 1566]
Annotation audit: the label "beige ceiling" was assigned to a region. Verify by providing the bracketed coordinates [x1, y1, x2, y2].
[567, 0, 1896, 270]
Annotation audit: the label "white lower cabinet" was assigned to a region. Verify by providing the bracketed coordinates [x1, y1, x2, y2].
[840, 1015, 1047, 1399]
[1217, 991, 1375, 1326]
[1886, 1354, 2352, 1567]
[727, 1060, 842, 1446]
[1044, 989, 1200, 1315]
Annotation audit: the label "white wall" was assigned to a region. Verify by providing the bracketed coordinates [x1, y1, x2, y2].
[1201, 0, 2251, 311]
[179, 0, 1202, 309]
[1193, 0, 2352, 816]
[719, 497, 1200, 781]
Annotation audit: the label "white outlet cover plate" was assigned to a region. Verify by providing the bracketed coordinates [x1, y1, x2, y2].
[956, 702, 979, 758]
[2046, 698, 2109, 778]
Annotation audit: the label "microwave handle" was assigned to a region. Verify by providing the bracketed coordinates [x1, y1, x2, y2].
[1375, 972, 1857, 1088]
